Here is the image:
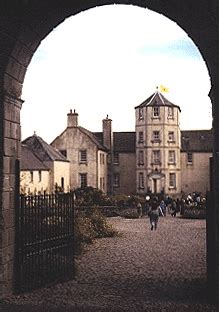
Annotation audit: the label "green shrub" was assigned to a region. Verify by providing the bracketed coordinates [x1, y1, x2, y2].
[118, 208, 139, 219]
[74, 207, 118, 254]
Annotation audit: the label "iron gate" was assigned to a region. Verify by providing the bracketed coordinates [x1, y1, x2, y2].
[15, 193, 75, 293]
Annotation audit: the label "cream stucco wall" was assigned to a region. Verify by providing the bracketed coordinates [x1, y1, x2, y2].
[20, 170, 50, 194]
[51, 127, 107, 191]
[53, 160, 70, 192]
[181, 152, 211, 194]
[97, 150, 108, 193]
[136, 104, 181, 196]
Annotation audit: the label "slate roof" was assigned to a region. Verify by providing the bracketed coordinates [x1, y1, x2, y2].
[113, 132, 136, 153]
[20, 144, 49, 171]
[181, 129, 213, 152]
[135, 91, 181, 111]
[22, 134, 68, 162]
[93, 132, 136, 153]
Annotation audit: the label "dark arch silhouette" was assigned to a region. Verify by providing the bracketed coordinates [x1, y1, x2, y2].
[0, 0, 219, 302]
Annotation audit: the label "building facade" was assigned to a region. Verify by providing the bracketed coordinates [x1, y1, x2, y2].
[49, 91, 212, 198]
[21, 133, 70, 194]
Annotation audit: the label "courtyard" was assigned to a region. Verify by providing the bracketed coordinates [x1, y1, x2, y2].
[0, 215, 218, 311]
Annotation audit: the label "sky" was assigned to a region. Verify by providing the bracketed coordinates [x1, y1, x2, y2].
[21, 4, 212, 143]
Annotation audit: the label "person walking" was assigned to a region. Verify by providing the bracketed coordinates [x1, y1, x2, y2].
[148, 197, 164, 230]
[137, 201, 143, 218]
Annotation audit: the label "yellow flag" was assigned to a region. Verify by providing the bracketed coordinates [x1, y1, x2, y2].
[159, 84, 169, 93]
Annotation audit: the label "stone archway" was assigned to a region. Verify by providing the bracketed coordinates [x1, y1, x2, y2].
[1, 0, 219, 301]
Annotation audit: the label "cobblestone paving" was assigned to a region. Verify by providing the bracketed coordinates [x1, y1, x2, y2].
[1, 216, 218, 311]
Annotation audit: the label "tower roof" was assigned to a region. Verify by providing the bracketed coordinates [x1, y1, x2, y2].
[135, 91, 181, 111]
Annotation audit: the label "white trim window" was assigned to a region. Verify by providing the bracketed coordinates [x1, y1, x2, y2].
[153, 106, 160, 118]
[168, 131, 175, 142]
[79, 150, 87, 163]
[168, 150, 176, 164]
[168, 107, 174, 119]
[169, 173, 176, 188]
[187, 152, 193, 164]
[113, 173, 120, 187]
[138, 131, 144, 143]
[139, 108, 144, 120]
[138, 150, 144, 165]
[152, 130, 160, 142]
[138, 172, 144, 189]
[79, 173, 87, 188]
[152, 150, 161, 165]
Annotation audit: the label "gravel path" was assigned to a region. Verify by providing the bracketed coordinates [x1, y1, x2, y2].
[1, 216, 218, 311]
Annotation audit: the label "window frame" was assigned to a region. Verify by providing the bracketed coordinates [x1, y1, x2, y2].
[153, 106, 160, 118]
[168, 131, 175, 142]
[138, 150, 144, 165]
[138, 172, 144, 189]
[113, 153, 119, 165]
[168, 150, 176, 164]
[187, 152, 193, 164]
[113, 173, 120, 188]
[138, 131, 144, 143]
[79, 149, 87, 163]
[169, 172, 176, 188]
[79, 173, 87, 188]
[168, 107, 174, 119]
[152, 150, 161, 165]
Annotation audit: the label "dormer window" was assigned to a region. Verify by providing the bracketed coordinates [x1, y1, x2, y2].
[153, 106, 160, 118]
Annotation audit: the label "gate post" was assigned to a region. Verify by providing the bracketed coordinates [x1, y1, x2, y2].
[0, 93, 22, 298]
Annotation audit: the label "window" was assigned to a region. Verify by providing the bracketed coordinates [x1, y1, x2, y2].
[100, 153, 105, 165]
[168, 131, 175, 142]
[30, 171, 33, 183]
[187, 152, 193, 164]
[100, 177, 105, 191]
[139, 108, 144, 120]
[61, 177, 64, 190]
[38, 170, 42, 182]
[138, 131, 143, 143]
[168, 107, 174, 118]
[152, 150, 161, 164]
[168, 151, 176, 164]
[114, 153, 119, 164]
[113, 173, 120, 187]
[138, 172, 144, 189]
[153, 106, 160, 118]
[79, 173, 87, 188]
[79, 150, 87, 163]
[152, 131, 160, 142]
[169, 173, 176, 188]
[138, 150, 144, 165]
[60, 149, 67, 157]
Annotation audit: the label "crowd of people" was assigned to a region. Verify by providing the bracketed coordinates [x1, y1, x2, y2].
[136, 192, 206, 231]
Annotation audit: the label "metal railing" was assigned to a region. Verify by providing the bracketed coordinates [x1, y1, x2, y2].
[15, 192, 75, 293]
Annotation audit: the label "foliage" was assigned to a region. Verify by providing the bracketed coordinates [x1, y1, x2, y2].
[74, 207, 118, 254]
[74, 186, 112, 206]
[118, 208, 140, 219]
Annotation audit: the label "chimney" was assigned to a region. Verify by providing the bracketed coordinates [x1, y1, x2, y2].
[102, 115, 112, 150]
[67, 109, 78, 127]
